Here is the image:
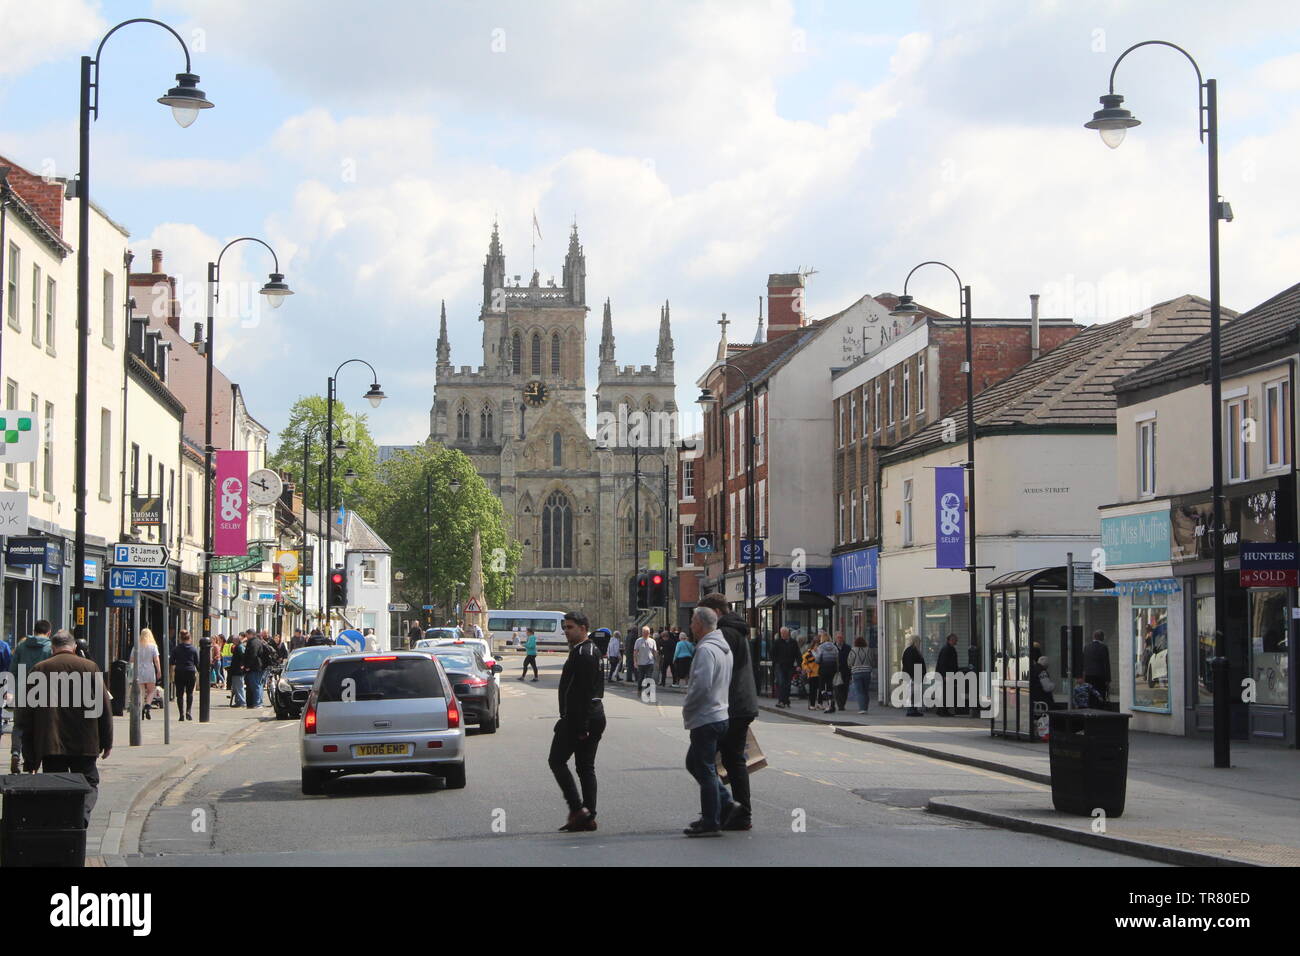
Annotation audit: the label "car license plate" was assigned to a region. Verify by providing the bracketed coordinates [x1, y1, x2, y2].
[352, 743, 412, 757]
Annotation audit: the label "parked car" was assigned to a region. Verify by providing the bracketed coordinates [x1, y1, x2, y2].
[299, 651, 466, 794]
[420, 646, 502, 733]
[275, 645, 352, 719]
[418, 636, 500, 685]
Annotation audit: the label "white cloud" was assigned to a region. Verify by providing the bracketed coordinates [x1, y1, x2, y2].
[0, 0, 103, 77]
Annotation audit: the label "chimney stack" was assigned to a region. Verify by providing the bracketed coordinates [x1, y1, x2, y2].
[193, 322, 205, 352]
[1030, 293, 1041, 360]
[151, 248, 163, 274]
[166, 276, 181, 333]
[766, 273, 806, 341]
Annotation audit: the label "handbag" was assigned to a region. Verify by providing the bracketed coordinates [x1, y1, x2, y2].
[1038, 672, 1055, 694]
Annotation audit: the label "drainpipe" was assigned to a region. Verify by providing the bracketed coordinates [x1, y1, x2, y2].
[1030, 293, 1041, 361]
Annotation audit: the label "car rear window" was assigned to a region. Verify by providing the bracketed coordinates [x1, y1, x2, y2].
[317, 657, 445, 702]
[431, 651, 478, 671]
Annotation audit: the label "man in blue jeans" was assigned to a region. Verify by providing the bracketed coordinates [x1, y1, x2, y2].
[681, 606, 733, 837]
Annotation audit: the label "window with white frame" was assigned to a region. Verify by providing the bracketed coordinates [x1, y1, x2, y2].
[758, 478, 766, 537]
[838, 494, 845, 545]
[917, 353, 926, 413]
[903, 365, 910, 419]
[4, 379, 17, 483]
[862, 386, 869, 438]
[729, 412, 736, 478]
[362, 558, 378, 584]
[45, 277, 56, 352]
[888, 371, 896, 425]
[838, 399, 845, 447]
[101, 271, 114, 346]
[31, 265, 41, 346]
[862, 485, 869, 540]
[1265, 379, 1290, 471]
[682, 528, 695, 567]
[1137, 417, 1156, 497]
[902, 478, 913, 546]
[42, 401, 54, 494]
[874, 380, 881, 431]
[28, 393, 38, 492]
[849, 394, 856, 442]
[99, 408, 112, 500]
[849, 493, 857, 543]
[6, 244, 19, 329]
[1225, 396, 1249, 482]
[186, 472, 193, 536]
[756, 393, 766, 465]
[682, 458, 695, 499]
[730, 492, 738, 563]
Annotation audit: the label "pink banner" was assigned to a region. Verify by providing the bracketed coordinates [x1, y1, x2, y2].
[214, 450, 249, 557]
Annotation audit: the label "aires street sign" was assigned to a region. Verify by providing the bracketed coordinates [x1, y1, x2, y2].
[112, 543, 169, 567]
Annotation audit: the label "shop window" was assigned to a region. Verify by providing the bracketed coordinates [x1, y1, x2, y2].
[1194, 576, 1216, 709]
[1133, 596, 1171, 712]
[1249, 588, 1289, 708]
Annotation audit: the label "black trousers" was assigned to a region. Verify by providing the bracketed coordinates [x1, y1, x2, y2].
[175, 670, 197, 714]
[718, 715, 754, 815]
[774, 663, 793, 705]
[549, 712, 606, 814]
[521, 655, 538, 679]
[806, 675, 821, 705]
[834, 679, 849, 710]
[41, 755, 100, 828]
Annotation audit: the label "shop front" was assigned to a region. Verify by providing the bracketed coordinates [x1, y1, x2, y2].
[1099, 506, 1184, 735]
[986, 567, 1117, 740]
[832, 546, 878, 655]
[4, 535, 61, 641]
[880, 593, 989, 707]
[1170, 476, 1296, 746]
[754, 566, 834, 647]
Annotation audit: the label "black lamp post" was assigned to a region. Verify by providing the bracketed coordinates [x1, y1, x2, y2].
[1084, 40, 1234, 767]
[74, 18, 212, 664]
[198, 238, 291, 722]
[299, 422, 329, 632]
[698, 362, 756, 637]
[324, 360, 385, 631]
[890, 264, 982, 681]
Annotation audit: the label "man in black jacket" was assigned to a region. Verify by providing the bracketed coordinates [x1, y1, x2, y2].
[935, 633, 959, 716]
[242, 631, 270, 709]
[1083, 630, 1112, 703]
[698, 594, 757, 831]
[549, 610, 605, 833]
[770, 627, 799, 708]
[902, 636, 926, 717]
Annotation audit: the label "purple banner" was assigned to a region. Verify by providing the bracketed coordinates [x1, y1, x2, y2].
[934, 466, 965, 570]
[214, 450, 249, 557]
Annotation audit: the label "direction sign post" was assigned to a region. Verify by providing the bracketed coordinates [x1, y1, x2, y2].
[112, 542, 170, 567]
[107, 567, 170, 591]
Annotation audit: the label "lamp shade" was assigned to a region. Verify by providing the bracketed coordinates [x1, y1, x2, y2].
[364, 384, 386, 408]
[889, 294, 922, 318]
[1084, 93, 1140, 149]
[696, 387, 718, 406]
[157, 73, 214, 128]
[260, 273, 293, 309]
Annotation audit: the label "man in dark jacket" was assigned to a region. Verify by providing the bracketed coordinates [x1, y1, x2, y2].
[657, 629, 674, 686]
[698, 594, 757, 831]
[243, 631, 270, 709]
[833, 633, 852, 711]
[1083, 630, 1112, 703]
[406, 623, 423, 649]
[549, 611, 605, 833]
[15, 630, 113, 827]
[228, 633, 247, 706]
[935, 633, 959, 716]
[770, 627, 800, 708]
[902, 636, 926, 717]
[306, 629, 332, 646]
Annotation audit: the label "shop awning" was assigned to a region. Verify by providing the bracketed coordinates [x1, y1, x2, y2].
[755, 590, 835, 609]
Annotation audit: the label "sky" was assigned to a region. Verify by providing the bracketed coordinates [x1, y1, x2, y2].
[3, 0, 1299, 445]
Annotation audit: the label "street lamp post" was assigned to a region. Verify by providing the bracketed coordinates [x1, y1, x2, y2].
[698, 362, 757, 639]
[1084, 40, 1234, 767]
[323, 360, 385, 631]
[74, 18, 213, 664]
[198, 238, 291, 722]
[890, 264, 982, 687]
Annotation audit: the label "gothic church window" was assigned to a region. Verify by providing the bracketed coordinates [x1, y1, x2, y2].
[551, 333, 561, 376]
[552, 431, 563, 467]
[531, 333, 542, 374]
[541, 491, 573, 569]
[456, 404, 470, 440]
[480, 403, 494, 442]
[512, 331, 521, 375]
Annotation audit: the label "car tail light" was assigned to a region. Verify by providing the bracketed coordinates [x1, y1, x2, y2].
[303, 694, 318, 734]
[323, 744, 338, 753]
[446, 696, 460, 729]
[364, 655, 397, 661]
[461, 676, 489, 687]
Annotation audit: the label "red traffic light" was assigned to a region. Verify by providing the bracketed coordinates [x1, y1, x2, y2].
[330, 571, 344, 585]
[652, 574, 663, 585]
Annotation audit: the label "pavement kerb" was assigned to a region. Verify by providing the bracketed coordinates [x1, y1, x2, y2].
[924, 796, 1258, 867]
[831, 725, 1053, 785]
[91, 713, 268, 867]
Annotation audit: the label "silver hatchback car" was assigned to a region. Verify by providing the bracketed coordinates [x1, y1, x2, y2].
[299, 651, 466, 794]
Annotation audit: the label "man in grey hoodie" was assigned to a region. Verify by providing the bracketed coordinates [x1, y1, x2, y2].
[681, 606, 732, 837]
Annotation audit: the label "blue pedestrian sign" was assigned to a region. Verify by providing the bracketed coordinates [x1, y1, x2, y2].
[740, 539, 765, 564]
[107, 567, 169, 591]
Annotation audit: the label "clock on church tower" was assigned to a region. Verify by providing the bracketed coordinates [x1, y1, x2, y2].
[523, 380, 550, 407]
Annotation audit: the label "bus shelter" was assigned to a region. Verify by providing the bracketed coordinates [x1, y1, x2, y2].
[987, 567, 1117, 740]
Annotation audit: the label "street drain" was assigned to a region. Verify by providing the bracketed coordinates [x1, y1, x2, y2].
[851, 789, 987, 809]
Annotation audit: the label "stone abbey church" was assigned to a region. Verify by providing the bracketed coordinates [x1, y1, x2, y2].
[428, 223, 678, 628]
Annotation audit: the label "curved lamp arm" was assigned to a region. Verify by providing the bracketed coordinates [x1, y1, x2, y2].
[1108, 40, 1207, 142]
[900, 260, 964, 300]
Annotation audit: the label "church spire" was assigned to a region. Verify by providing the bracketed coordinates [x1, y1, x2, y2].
[436, 300, 451, 368]
[656, 299, 674, 368]
[599, 297, 616, 369]
[482, 220, 505, 314]
[754, 295, 765, 344]
[563, 221, 586, 307]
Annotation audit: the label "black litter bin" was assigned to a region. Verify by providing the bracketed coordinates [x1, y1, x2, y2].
[110, 659, 128, 716]
[1047, 709, 1132, 817]
[0, 773, 92, 867]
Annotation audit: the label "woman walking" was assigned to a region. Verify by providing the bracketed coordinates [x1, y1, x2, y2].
[815, 631, 840, 712]
[802, 636, 821, 710]
[172, 630, 200, 720]
[672, 632, 695, 684]
[132, 629, 162, 721]
[847, 637, 873, 714]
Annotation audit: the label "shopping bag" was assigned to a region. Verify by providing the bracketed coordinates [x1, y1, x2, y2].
[716, 727, 767, 782]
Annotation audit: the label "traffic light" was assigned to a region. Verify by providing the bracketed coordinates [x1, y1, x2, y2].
[329, 567, 347, 607]
[635, 570, 649, 611]
[649, 572, 666, 608]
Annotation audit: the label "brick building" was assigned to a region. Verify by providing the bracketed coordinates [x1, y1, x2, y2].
[829, 296, 1081, 649]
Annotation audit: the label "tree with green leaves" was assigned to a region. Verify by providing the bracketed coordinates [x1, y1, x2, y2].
[268, 395, 381, 526]
[369, 443, 520, 617]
